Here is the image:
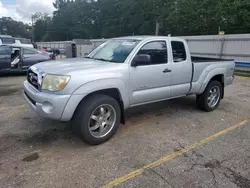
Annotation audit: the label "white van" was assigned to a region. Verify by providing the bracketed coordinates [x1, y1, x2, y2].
[0, 35, 33, 48]
[0, 35, 15, 45]
[14, 38, 34, 48]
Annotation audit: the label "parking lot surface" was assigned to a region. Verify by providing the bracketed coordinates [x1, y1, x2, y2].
[0, 75, 250, 188]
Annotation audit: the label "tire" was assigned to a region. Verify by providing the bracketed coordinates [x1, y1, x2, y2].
[196, 80, 222, 112]
[72, 94, 121, 145]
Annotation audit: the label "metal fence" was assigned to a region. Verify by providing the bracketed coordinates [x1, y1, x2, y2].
[36, 34, 250, 67]
[36, 41, 72, 50]
[181, 34, 250, 66]
[36, 39, 107, 54]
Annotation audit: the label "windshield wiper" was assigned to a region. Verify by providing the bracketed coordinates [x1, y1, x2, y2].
[93, 58, 110, 62]
[92, 58, 122, 63]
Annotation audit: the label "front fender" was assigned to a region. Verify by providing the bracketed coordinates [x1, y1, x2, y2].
[72, 78, 130, 108]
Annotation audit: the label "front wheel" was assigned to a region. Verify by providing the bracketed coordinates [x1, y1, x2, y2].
[196, 80, 222, 112]
[72, 94, 121, 145]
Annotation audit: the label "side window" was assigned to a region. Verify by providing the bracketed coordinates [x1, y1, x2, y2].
[19, 38, 32, 44]
[24, 49, 39, 55]
[0, 46, 11, 55]
[137, 41, 168, 64]
[171, 41, 187, 62]
[1, 37, 15, 44]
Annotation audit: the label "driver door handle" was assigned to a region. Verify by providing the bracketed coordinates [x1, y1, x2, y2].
[163, 68, 171, 73]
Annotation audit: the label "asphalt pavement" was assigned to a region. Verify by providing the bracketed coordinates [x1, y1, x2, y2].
[0, 75, 250, 188]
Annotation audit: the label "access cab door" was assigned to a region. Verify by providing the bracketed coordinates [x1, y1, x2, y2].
[0, 45, 12, 70]
[129, 39, 172, 106]
[169, 39, 192, 97]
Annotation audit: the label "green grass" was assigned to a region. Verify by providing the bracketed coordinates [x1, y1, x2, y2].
[235, 72, 250, 77]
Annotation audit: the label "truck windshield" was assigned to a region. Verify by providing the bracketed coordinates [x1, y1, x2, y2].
[87, 39, 140, 63]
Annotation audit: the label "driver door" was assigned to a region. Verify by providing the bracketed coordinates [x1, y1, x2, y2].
[130, 40, 171, 106]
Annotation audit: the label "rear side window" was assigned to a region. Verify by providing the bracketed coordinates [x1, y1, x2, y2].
[171, 41, 187, 62]
[19, 38, 32, 44]
[1, 37, 15, 44]
[0, 46, 11, 55]
[138, 41, 168, 64]
[24, 49, 39, 55]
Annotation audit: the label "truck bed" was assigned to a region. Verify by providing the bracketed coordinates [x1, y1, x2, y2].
[189, 56, 235, 95]
[191, 56, 233, 63]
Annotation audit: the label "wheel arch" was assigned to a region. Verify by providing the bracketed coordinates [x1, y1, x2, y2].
[78, 88, 125, 124]
[198, 70, 225, 96]
[61, 78, 129, 122]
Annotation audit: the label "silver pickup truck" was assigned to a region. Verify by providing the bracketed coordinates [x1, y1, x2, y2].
[23, 36, 235, 145]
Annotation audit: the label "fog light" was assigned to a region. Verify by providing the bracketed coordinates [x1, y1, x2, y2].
[42, 101, 53, 113]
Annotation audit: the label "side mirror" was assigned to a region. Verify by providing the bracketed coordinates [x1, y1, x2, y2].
[84, 53, 89, 57]
[131, 54, 151, 67]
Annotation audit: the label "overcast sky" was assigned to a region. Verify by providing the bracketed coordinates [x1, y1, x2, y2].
[0, 0, 55, 23]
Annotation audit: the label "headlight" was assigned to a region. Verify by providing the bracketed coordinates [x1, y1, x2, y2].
[41, 74, 71, 91]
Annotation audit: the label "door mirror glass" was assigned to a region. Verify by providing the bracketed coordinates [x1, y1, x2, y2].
[131, 54, 151, 67]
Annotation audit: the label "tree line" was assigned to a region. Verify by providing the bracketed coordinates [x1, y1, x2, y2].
[0, 17, 31, 38]
[1, 0, 250, 41]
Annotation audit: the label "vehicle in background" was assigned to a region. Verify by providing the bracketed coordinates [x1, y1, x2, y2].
[23, 36, 235, 145]
[0, 45, 54, 74]
[0, 35, 15, 46]
[40, 47, 53, 53]
[14, 38, 33, 48]
[32, 42, 38, 49]
[40, 47, 58, 60]
[58, 48, 66, 54]
[0, 35, 34, 48]
[41, 47, 65, 55]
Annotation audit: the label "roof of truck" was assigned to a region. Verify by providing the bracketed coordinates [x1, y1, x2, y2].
[113, 35, 182, 41]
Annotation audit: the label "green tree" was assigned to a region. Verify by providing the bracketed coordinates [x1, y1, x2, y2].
[0, 17, 31, 38]
[33, 13, 52, 41]
[30, 0, 250, 41]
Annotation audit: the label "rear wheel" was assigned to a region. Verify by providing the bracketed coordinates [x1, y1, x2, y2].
[72, 94, 121, 145]
[196, 80, 222, 112]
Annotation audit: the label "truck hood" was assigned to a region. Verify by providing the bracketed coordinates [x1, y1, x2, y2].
[33, 58, 122, 75]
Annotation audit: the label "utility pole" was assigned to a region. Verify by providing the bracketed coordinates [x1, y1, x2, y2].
[31, 15, 34, 42]
[155, 21, 160, 36]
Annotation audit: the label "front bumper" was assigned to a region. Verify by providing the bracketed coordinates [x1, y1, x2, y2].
[23, 81, 71, 120]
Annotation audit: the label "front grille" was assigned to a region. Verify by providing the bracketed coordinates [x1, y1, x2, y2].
[24, 92, 36, 105]
[27, 68, 39, 90]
